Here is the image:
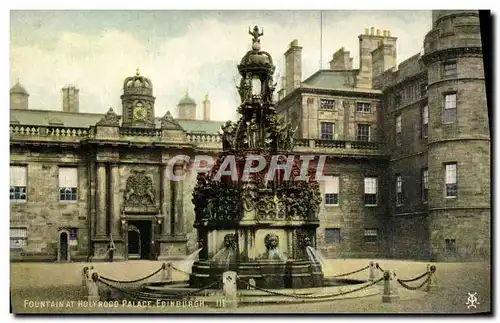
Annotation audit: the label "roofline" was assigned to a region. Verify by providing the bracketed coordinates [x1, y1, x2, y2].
[301, 69, 359, 84]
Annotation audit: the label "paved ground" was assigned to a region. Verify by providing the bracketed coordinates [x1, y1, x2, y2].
[10, 259, 491, 314]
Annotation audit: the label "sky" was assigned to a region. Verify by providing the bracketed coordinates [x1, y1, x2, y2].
[10, 10, 432, 122]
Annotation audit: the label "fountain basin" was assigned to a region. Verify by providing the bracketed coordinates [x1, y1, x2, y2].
[189, 259, 324, 289]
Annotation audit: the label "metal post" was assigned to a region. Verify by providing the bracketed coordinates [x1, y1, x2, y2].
[382, 270, 399, 303]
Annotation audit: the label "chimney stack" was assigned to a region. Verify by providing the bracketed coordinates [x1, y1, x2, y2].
[284, 39, 303, 96]
[203, 94, 211, 121]
[62, 85, 79, 113]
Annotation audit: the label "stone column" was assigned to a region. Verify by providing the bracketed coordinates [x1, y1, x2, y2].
[173, 165, 184, 234]
[110, 163, 120, 237]
[96, 163, 107, 237]
[161, 164, 171, 235]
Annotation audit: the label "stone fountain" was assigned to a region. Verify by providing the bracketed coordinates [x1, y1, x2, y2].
[189, 26, 324, 289]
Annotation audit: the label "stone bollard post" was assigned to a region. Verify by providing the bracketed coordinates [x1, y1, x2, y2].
[247, 278, 256, 290]
[87, 272, 100, 302]
[369, 261, 376, 281]
[160, 262, 172, 282]
[381, 270, 399, 303]
[222, 271, 238, 308]
[425, 265, 438, 293]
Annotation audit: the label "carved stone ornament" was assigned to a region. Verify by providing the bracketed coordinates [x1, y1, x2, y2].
[160, 111, 183, 130]
[123, 170, 155, 206]
[96, 107, 121, 126]
[342, 100, 351, 109]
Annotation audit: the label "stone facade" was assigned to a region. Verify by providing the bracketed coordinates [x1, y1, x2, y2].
[9, 10, 490, 262]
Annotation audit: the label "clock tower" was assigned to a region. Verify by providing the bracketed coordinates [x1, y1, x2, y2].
[121, 68, 156, 127]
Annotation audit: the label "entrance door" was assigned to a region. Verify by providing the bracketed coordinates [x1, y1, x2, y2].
[59, 232, 69, 261]
[127, 220, 152, 260]
[127, 225, 141, 259]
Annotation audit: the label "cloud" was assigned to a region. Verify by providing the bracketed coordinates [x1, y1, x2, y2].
[10, 11, 431, 122]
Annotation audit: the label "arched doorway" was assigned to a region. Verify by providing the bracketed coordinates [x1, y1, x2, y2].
[127, 225, 141, 259]
[57, 229, 70, 262]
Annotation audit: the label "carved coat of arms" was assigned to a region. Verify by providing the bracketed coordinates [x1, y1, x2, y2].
[124, 170, 155, 206]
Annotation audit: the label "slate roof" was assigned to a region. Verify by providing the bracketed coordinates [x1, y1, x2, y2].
[10, 109, 224, 134]
[302, 69, 359, 89]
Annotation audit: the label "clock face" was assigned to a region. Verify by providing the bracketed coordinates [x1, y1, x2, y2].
[133, 106, 147, 121]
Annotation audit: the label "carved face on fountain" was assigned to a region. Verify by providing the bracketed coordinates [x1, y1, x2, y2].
[264, 233, 279, 250]
[223, 233, 237, 250]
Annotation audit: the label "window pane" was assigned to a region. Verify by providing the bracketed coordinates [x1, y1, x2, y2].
[320, 122, 334, 140]
[325, 193, 339, 205]
[396, 115, 402, 133]
[59, 167, 78, 188]
[445, 94, 457, 109]
[446, 164, 457, 184]
[357, 124, 371, 142]
[444, 108, 456, 123]
[324, 177, 339, 194]
[364, 177, 377, 194]
[325, 229, 341, 244]
[396, 175, 402, 193]
[10, 166, 27, 187]
[320, 99, 335, 110]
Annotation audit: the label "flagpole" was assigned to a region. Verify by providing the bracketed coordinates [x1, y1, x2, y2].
[320, 10, 323, 70]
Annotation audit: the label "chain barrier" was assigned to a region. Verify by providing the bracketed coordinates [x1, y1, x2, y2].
[171, 265, 193, 276]
[376, 263, 384, 272]
[396, 274, 432, 291]
[238, 276, 383, 300]
[98, 278, 219, 302]
[99, 266, 163, 284]
[330, 265, 370, 278]
[397, 271, 430, 283]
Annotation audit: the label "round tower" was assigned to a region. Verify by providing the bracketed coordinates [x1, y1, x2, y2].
[422, 10, 490, 261]
[121, 68, 156, 127]
[177, 92, 197, 120]
[10, 79, 29, 110]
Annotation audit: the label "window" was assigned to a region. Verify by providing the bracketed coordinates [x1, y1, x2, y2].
[356, 102, 372, 113]
[444, 62, 457, 76]
[10, 227, 27, 250]
[320, 99, 336, 110]
[325, 228, 341, 244]
[364, 229, 378, 244]
[422, 106, 429, 138]
[59, 167, 78, 201]
[445, 163, 457, 197]
[364, 177, 377, 206]
[444, 93, 457, 123]
[320, 122, 334, 140]
[396, 174, 403, 206]
[422, 168, 429, 202]
[69, 228, 78, 247]
[445, 238, 457, 254]
[10, 166, 27, 201]
[324, 177, 339, 206]
[395, 115, 402, 146]
[357, 124, 371, 142]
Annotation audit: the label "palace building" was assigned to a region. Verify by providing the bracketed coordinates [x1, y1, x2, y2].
[10, 10, 490, 262]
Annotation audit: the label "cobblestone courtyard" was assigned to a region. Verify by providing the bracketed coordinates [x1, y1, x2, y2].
[10, 259, 491, 314]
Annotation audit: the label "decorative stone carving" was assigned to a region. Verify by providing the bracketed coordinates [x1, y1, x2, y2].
[124, 170, 155, 206]
[262, 233, 286, 261]
[342, 100, 351, 109]
[219, 121, 236, 151]
[96, 108, 121, 126]
[160, 111, 183, 130]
